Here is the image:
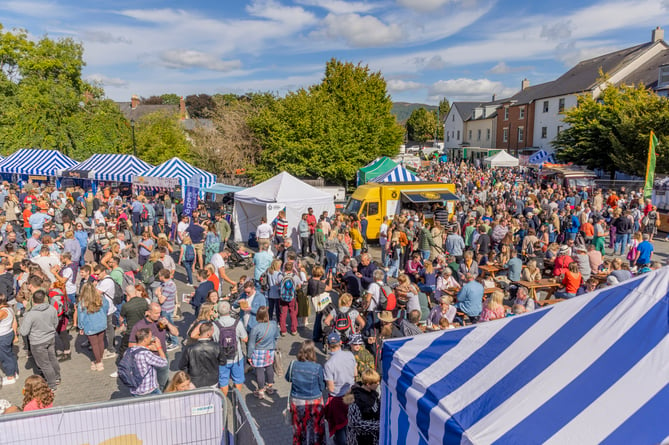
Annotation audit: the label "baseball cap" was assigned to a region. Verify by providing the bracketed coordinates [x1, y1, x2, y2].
[327, 331, 341, 345]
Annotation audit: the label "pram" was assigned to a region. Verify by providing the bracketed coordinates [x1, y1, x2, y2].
[225, 239, 253, 270]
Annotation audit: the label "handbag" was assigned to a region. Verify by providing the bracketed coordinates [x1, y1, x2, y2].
[273, 348, 284, 375]
[311, 292, 332, 312]
[282, 362, 293, 425]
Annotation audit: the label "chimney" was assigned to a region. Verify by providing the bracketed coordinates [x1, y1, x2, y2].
[652, 26, 664, 43]
[492, 93, 496, 101]
[131, 94, 140, 110]
[179, 96, 187, 120]
[521, 78, 530, 91]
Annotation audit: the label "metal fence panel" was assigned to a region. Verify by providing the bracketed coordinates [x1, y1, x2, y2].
[231, 389, 265, 445]
[0, 389, 227, 445]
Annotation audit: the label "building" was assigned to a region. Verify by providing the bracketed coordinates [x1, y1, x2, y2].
[444, 102, 478, 149]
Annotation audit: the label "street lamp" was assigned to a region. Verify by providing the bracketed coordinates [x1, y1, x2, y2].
[130, 119, 136, 157]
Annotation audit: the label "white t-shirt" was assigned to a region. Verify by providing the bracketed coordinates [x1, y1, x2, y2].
[379, 223, 388, 245]
[97, 277, 117, 315]
[32, 256, 60, 283]
[177, 221, 190, 241]
[256, 223, 273, 240]
[61, 266, 77, 295]
[210, 253, 226, 294]
[366, 281, 382, 312]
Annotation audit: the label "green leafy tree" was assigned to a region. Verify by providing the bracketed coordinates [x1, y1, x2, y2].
[249, 59, 404, 184]
[134, 111, 191, 165]
[554, 83, 669, 176]
[160, 93, 181, 105]
[185, 94, 214, 118]
[406, 107, 438, 142]
[438, 98, 450, 121]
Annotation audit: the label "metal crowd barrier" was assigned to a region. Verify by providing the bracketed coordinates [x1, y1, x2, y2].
[0, 388, 228, 445]
[230, 388, 265, 445]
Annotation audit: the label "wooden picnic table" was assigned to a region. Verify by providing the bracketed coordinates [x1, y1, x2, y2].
[514, 278, 562, 300]
[479, 264, 503, 279]
[591, 273, 608, 284]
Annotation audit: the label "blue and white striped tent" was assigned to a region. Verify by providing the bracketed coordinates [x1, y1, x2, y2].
[137, 157, 216, 192]
[64, 154, 152, 183]
[0, 149, 77, 176]
[370, 165, 421, 183]
[528, 149, 557, 165]
[381, 269, 669, 445]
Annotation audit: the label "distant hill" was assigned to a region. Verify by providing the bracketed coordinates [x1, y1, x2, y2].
[392, 102, 438, 123]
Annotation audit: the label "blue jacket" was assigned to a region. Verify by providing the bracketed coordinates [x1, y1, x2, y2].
[456, 280, 483, 317]
[247, 321, 280, 358]
[78, 298, 110, 335]
[286, 360, 325, 400]
[234, 291, 267, 330]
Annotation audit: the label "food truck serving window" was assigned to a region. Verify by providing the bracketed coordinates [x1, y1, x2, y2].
[401, 191, 459, 203]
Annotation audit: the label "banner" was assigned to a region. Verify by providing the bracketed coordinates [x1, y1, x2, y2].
[132, 175, 180, 188]
[644, 131, 658, 200]
[183, 174, 201, 217]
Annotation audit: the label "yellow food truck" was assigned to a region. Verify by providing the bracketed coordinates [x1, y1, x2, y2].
[344, 182, 458, 240]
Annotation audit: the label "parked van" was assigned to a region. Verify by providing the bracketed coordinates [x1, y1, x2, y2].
[539, 165, 597, 191]
[344, 182, 458, 240]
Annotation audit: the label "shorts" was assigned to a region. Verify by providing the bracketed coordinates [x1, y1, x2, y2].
[218, 360, 245, 387]
[193, 243, 204, 255]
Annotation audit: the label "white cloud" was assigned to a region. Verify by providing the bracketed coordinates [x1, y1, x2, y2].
[488, 61, 511, 74]
[396, 0, 454, 12]
[246, 0, 316, 27]
[387, 79, 423, 91]
[159, 50, 242, 72]
[0, 0, 67, 18]
[81, 30, 131, 45]
[295, 0, 379, 14]
[429, 78, 515, 100]
[318, 13, 403, 47]
[85, 73, 128, 88]
[540, 21, 573, 40]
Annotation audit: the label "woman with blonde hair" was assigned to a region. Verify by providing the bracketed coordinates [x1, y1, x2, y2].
[188, 302, 217, 340]
[165, 371, 195, 393]
[479, 290, 505, 322]
[77, 282, 109, 371]
[522, 259, 542, 282]
[100, 241, 121, 269]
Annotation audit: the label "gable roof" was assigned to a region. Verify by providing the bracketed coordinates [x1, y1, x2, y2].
[451, 102, 480, 121]
[619, 46, 669, 90]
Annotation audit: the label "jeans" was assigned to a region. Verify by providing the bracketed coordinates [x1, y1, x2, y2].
[255, 364, 274, 389]
[353, 249, 361, 258]
[183, 260, 194, 284]
[614, 233, 629, 255]
[388, 248, 401, 278]
[279, 299, 298, 334]
[380, 242, 388, 266]
[333, 426, 348, 445]
[106, 314, 115, 353]
[300, 237, 309, 257]
[421, 250, 431, 261]
[31, 338, 61, 389]
[268, 298, 281, 322]
[0, 331, 17, 377]
[163, 312, 178, 346]
[556, 291, 576, 299]
[325, 251, 338, 276]
[156, 364, 169, 390]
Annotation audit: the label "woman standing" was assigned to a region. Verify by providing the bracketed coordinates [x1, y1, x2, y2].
[77, 282, 109, 371]
[74, 223, 89, 267]
[247, 307, 280, 399]
[179, 235, 195, 285]
[204, 223, 220, 265]
[0, 294, 18, 386]
[266, 259, 283, 322]
[286, 340, 326, 445]
[137, 229, 154, 266]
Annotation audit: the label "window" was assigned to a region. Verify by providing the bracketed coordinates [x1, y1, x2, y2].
[452, 114, 455, 121]
[557, 125, 563, 135]
[660, 66, 669, 86]
[541, 127, 547, 138]
[367, 202, 379, 216]
[519, 106, 525, 119]
[543, 101, 549, 113]
[457, 130, 460, 140]
[504, 107, 509, 120]
[468, 130, 472, 141]
[446, 133, 450, 142]
[558, 98, 565, 112]
[477, 129, 481, 141]
[518, 127, 524, 142]
[482, 109, 486, 118]
[503, 128, 508, 142]
[486, 129, 491, 140]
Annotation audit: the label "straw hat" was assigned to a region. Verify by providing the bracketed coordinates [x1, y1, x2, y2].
[377, 311, 397, 323]
[558, 245, 570, 255]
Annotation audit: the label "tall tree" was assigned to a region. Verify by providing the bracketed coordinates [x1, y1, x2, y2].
[438, 98, 450, 122]
[406, 107, 438, 142]
[134, 111, 191, 165]
[249, 59, 404, 184]
[160, 93, 181, 105]
[554, 83, 669, 176]
[185, 94, 214, 118]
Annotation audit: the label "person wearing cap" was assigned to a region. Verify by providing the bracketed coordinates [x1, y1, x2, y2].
[552, 245, 574, 277]
[28, 202, 52, 232]
[323, 331, 356, 445]
[348, 334, 375, 381]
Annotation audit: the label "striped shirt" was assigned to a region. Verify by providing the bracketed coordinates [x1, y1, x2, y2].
[159, 280, 177, 313]
[274, 218, 288, 237]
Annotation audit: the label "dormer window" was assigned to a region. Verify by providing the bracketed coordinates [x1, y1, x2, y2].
[659, 65, 669, 87]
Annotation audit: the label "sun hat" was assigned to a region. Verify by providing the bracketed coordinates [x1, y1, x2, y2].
[558, 245, 570, 255]
[377, 311, 397, 323]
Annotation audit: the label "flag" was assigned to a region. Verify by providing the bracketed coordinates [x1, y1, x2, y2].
[644, 131, 658, 199]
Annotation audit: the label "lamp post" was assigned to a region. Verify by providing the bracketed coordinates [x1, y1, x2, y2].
[130, 119, 136, 157]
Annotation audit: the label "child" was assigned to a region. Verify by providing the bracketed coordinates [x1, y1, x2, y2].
[405, 253, 423, 283]
[479, 290, 506, 322]
[22, 375, 54, 411]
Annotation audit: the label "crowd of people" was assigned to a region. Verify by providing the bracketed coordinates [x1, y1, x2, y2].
[0, 161, 665, 445]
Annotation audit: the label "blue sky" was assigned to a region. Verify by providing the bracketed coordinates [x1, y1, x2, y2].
[1, 0, 668, 104]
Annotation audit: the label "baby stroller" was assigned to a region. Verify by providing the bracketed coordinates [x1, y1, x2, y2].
[225, 239, 253, 270]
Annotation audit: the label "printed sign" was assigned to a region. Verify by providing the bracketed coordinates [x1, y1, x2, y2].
[132, 176, 180, 188]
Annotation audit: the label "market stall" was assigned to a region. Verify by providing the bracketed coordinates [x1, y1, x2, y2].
[0, 148, 77, 183]
[133, 157, 216, 198]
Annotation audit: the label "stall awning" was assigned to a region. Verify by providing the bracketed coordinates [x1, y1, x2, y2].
[401, 190, 458, 203]
[203, 183, 246, 195]
[64, 154, 152, 183]
[0, 149, 77, 176]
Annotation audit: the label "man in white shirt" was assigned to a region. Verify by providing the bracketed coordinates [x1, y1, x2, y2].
[32, 246, 60, 283]
[379, 216, 389, 266]
[255, 217, 273, 243]
[209, 248, 236, 294]
[365, 269, 385, 312]
[176, 216, 190, 244]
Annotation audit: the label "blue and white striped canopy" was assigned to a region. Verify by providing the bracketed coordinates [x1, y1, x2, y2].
[381, 269, 669, 445]
[137, 157, 216, 190]
[65, 154, 152, 183]
[528, 149, 557, 165]
[0, 149, 77, 176]
[371, 165, 421, 183]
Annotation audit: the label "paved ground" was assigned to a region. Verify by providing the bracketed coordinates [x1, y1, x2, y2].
[2, 237, 669, 442]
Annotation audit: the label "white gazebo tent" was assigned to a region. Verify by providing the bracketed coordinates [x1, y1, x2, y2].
[233, 172, 335, 244]
[483, 150, 519, 167]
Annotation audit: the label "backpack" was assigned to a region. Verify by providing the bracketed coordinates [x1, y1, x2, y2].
[122, 271, 136, 290]
[184, 244, 195, 262]
[525, 241, 535, 256]
[118, 347, 149, 390]
[48, 288, 67, 317]
[141, 261, 155, 286]
[280, 274, 296, 302]
[104, 276, 125, 306]
[258, 271, 270, 293]
[334, 309, 352, 339]
[140, 205, 148, 222]
[378, 285, 396, 311]
[214, 319, 239, 362]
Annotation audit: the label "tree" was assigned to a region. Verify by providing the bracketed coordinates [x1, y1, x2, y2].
[134, 111, 191, 165]
[141, 95, 163, 105]
[554, 83, 669, 176]
[185, 94, 214, 118]
[406, 107, 438, 142]
[438, 98, 450, 121]
[160, 93, 181, 105]
[249, 59, 404, 184]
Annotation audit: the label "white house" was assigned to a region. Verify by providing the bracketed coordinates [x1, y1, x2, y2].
[443, 102, 478, 149]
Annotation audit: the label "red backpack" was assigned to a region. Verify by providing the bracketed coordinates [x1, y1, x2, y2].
[48, 288, 67, 317]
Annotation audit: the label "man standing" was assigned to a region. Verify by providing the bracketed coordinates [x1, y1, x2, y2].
[154, 269, 179, 350]
[324, 331, 357, 445]
[298, 213, 310, 258]
[118, 285, 149, 362]
[215, 213, 232, 247]
[187, 216, 206, 271]
[179, 321, 220, 388]
[210, 247, 237, 295]
[306, 207, 317, 256]
[255, 217, 273, 246]
[127, 328, 168, 396]
[95, 265, 119, 359]
[213, 301, 248, 396]
[19, 289, 60, 390]
[253, 241, 273, 284]
[131, 196, 144, 236]
[635, 233, 654, 267]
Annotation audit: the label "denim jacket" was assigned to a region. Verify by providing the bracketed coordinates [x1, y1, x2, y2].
[78, 298, 110, 335]
[285, 360, 325, 400]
